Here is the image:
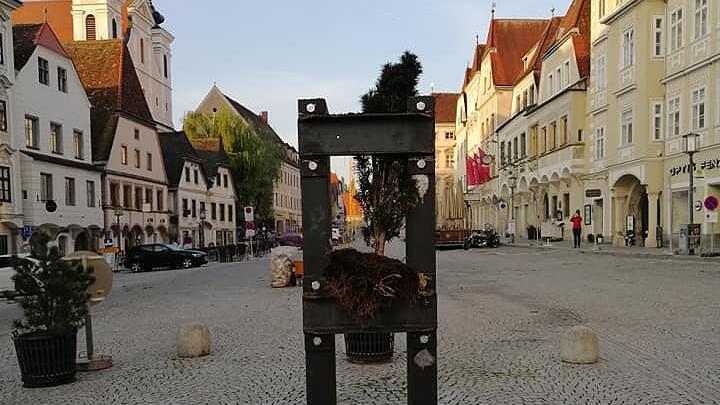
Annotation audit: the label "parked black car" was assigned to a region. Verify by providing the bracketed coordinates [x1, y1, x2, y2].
[124, 244, 208, 272]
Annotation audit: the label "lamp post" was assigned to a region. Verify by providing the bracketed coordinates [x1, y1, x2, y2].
[199, 209, 206, 248]
[113, 207, 123, 270]
[508, 167, 518, 244]
[683, 133, 699, 255]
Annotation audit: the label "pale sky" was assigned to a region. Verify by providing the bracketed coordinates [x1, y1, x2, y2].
[161, 0, 566, 149]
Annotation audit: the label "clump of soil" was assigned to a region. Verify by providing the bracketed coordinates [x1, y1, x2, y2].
[324, 249, 419, 322]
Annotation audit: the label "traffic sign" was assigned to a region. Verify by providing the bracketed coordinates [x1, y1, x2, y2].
[22, 225, 32, 239]
[244, 207, 254, 222]
[498, 200, 507, 210]
[704, 195, 719, 211]
[246, 222, 256, 231]
[104, 238, 114, 247]
[695, 200, 704, 212]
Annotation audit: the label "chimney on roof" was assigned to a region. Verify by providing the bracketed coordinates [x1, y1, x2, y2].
[260, 111, 269, 123]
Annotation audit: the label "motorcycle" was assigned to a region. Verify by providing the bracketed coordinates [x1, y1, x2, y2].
[463, 225, 501, 250]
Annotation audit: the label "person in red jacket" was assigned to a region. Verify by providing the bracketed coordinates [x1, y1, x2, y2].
[571, 210, 583, 248]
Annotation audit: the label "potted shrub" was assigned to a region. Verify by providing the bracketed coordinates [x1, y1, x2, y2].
[331, 51, 423, 363]
[9, 234, 93, 387]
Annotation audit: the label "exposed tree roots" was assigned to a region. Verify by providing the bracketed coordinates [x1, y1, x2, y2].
[324, 249, 418, 322]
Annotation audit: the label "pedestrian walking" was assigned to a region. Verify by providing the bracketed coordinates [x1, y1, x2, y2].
[571, 210, 583, 248]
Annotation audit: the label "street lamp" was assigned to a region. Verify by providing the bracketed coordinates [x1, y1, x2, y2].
[199, 208, 206, 248]
[508, 167, 518, 244]
[683, 133, 700, 255]
[113, 207, 123, 270]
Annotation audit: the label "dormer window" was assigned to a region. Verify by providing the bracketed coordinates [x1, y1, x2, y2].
[86, 15, 96, 41]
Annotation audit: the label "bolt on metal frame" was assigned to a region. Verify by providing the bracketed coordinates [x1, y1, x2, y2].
[298, 96, 438, 405]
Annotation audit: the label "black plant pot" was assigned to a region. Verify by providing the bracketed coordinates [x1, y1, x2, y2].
[13, 331, 77, 388]
[344, 332, 394, 364]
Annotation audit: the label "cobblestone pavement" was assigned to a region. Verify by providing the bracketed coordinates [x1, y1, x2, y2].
[1, 245, 720, 404]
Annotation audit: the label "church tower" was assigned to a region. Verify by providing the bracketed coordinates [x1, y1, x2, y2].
[71, 0, 124, 41]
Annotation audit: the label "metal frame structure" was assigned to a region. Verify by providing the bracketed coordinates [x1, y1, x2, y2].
[298, 96, 438, 404]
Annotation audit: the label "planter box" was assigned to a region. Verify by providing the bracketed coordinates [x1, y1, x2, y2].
[13, 331, 77, 388]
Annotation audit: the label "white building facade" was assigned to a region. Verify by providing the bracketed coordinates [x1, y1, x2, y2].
[0, 0, 23, 255]
[12, 23, 103, 254]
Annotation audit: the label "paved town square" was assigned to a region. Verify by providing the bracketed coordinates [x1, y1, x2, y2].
[2, 246, 719, 404]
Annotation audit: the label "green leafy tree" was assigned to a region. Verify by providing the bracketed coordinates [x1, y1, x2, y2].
[183, 109, 284, 231]
[355, 51, 423, 256]
[12, 234, 94, 335]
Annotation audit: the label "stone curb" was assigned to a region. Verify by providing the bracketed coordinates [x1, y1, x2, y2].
[505, 243, 720, 263]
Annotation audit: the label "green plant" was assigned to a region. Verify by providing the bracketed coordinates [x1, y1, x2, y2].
[12, 234, 93, 336]
[183, 108, 284, 231]
[355, 51, 423, 256]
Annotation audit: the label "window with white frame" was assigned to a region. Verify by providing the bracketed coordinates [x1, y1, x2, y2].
[652, 102, 663, 141]
[547, 74, 553, 96]
[556, 67, 562, 91]
[653, 17, 664, 57]
[596, 56, 606, 90]
[692, 87, 706, 130]
[694, 0, 707, 39]
[564, 61, 570, 85]
[621, 109, 633, 145]
[622, 28, 634, 68]
[671, 8, 683, 51]
[668, 97, 681, 138]
[595, 127, 605, 160]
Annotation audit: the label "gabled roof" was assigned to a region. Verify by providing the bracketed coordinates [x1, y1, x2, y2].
[13, 23, 70, 71]
[470, 44, 486, 74]
[432, 93, 458, 123]
[190, 138, 231, 180]
[64, 39, 154, 162]
[484, 19, 549, 86]
[513, 17, 562, 85]
[158, 131, 203, 189]
[556, 0, 591, 79]
[213, 87, 284, 145]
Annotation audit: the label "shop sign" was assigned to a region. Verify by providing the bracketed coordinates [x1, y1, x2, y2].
[670, 158, 720, 176]
[585, 189, 602, 198]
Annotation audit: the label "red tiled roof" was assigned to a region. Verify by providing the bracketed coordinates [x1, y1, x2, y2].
[470, 44, 486, 73]
[484, 19, 549, 86]
[513, 17, 562, 84]
[462, 67, 473, 88]
[559, 0, 591, 79]
[13, 1, 74, 44]
[13, 23, 70, 71]
[64, 39, 154, 162]
[432, 93, 458, 123]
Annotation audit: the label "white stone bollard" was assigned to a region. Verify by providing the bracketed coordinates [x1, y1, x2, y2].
[177, 323, 212, 358]
[560, 326, 599, 364]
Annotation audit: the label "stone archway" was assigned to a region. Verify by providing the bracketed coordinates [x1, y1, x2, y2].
[74, 230, 90, 252]
[612, 174, 648, 246]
